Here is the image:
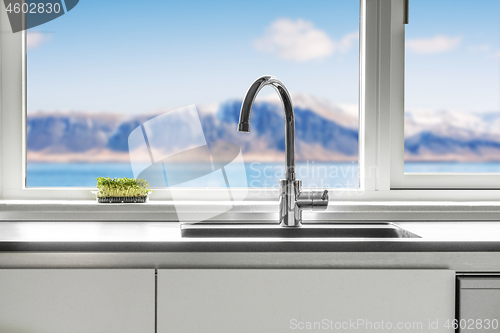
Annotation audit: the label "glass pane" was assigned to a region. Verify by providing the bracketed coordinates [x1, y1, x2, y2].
[404, 0, 500, 173]
[27, 0, 359, 189]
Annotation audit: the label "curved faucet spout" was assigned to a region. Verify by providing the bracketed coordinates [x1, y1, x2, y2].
[237, 75, 295, 180]
[237, 75, 328, 227]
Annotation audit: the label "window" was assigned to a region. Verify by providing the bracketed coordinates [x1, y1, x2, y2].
[24, 0, 360, 190]
[388, 0, 500, 189]
[405, 0, 499, 173]
[1, 0, 500, 201]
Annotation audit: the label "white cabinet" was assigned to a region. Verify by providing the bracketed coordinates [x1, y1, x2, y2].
[0, 268, 457, 333]
[158, 269, 455, 333]
[0, 269, 155, 333]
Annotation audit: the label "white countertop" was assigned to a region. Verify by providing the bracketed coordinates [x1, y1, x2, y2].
[0, 221, 499, 271]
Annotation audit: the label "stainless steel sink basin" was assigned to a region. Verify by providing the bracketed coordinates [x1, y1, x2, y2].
[181, 223, 420, 238]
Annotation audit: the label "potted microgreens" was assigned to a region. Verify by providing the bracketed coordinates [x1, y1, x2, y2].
[95, 177, 152, 203]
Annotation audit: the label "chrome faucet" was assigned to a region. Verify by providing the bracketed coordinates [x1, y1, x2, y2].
[238, 75, 329, 227]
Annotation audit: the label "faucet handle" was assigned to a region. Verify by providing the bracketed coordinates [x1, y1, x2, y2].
[296, 189, 329, 211]
[321, 190, 328, 201]
[314, 190, 329, 211]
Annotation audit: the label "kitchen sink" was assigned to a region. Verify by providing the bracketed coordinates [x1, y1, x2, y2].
[181, 223, 420, 238]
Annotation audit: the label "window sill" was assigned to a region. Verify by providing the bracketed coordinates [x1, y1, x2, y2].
[1, 199, 500, 222]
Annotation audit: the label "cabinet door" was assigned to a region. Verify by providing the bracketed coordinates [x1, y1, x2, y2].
[458, 277, 500, 333]
[158, 269, 455, 333]
[0, 269, 155, 333]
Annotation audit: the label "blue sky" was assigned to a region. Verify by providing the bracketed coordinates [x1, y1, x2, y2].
[405, 0, 500, 112]
[27, 0, 359, 114]
[27, 0, 499, 115]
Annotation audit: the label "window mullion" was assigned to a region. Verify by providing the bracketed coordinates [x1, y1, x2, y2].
[0, 3, 3, 198]
[361, 0, 404, 191]
[1, 8, 24, 198]
[389, 0, 406, 189]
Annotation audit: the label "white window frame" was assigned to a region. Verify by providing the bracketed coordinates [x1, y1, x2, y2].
[1, 0, 500, 203]
[388, 0, 500, 189]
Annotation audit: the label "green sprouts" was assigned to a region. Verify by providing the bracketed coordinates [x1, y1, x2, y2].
[96, 177, 152, 198]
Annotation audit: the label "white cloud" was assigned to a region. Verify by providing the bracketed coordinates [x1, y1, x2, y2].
[406, 35, 461, 54]
[336, 32, 359, 53]
[468, 44, 491, 53]
[27, 31, 51, 50]
[254, 18, 357, 62]
[468, 44, 500, 60]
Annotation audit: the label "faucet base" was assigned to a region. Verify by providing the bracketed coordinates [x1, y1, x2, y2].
[279, 179, 302, 227]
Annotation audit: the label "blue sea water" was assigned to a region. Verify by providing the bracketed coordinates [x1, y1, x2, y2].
[27, 163, 136, 187]
[26, 162, 500, 188]
[404, 162, 500, 173]
[27, 162, 359, 188]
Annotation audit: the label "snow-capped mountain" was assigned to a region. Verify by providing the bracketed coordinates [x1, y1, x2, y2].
[26, 94, 500, 162]
[404, 109, 500, 161]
